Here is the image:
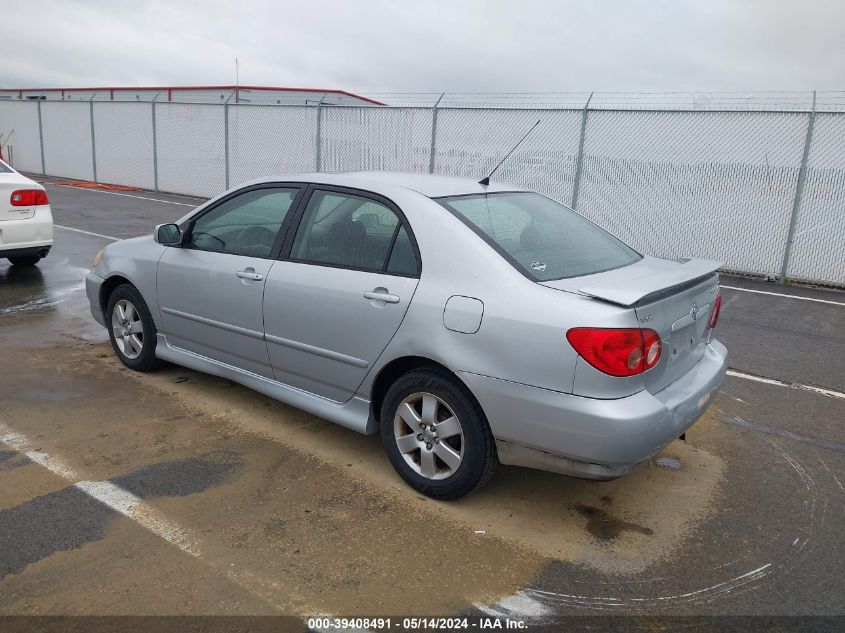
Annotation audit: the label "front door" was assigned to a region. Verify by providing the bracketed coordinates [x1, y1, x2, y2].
[157, 185, 303, 378]
[263, 188, 420, 401]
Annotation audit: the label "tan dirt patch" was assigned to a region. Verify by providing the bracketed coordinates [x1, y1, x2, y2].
[116, 344, 725, 576]
[0, 343, 544, 615]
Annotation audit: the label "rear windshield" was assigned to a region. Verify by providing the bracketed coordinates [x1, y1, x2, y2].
[0, 162, 12, 173]
[437, 192, 641, 281]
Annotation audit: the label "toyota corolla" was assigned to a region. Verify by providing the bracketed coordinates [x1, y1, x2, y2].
[86, 172, 727, 499]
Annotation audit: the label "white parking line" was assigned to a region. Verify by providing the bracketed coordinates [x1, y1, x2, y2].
[39, 180, 200, 207]
[726, 369, 845, 400]
[75, 480, 199, 555]
[55, 224, 119, 241]
[721, 285, 845, 306]
[0, 420, 199, 557]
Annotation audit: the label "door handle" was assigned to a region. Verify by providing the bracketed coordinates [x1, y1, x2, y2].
[236, 269, 264, 281]
[363, 290, 400, 304]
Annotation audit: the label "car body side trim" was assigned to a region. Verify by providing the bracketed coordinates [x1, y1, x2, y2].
[159, 306, 264, 341]
[264, 333, 369, 369]
[154, 334, 375, 434]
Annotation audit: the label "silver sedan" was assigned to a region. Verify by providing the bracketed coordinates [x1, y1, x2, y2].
[86, 172, 727, 499]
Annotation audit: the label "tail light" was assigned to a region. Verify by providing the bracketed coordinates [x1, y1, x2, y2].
[567, 327, 662, 377]
[10, 189, 49, 206]
[708, 293, 722, 329]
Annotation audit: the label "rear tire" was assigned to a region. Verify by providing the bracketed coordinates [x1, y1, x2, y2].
[7, 255, 41, 266]
[106, 284, 160, 372]
[380, 368, 496, 500]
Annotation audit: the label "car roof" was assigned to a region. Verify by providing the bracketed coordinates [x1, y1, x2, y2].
[249, 171, 526, 198]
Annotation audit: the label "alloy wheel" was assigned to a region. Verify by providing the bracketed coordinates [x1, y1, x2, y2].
[393, 392, 464, 480]
[111, 299, 144, 360]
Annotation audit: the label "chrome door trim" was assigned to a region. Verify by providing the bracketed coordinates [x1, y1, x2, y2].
[160, 306, 264, 341]
[264, 332, 369, 369]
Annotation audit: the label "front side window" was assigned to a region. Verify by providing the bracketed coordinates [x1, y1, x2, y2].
[187, 187, 299, 258]
[291, 190, 418, 275]
[438, 192, 640, 280]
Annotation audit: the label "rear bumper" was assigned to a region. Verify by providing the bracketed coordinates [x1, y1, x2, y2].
[0, 206, 54, 253]
[459, 339, 728, 480]
[86, 270, 106, 326]
[0, 244, 52, 259]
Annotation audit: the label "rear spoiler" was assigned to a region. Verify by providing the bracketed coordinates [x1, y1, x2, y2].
[578, 258, 722, 306]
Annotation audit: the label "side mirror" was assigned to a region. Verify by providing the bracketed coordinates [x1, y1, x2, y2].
[154, 223, 182, 246]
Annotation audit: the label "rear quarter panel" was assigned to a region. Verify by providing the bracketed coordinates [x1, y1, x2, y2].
[356, 190, 642, 397]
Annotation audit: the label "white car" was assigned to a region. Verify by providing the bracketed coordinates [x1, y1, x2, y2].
[0, 160, 53, 266]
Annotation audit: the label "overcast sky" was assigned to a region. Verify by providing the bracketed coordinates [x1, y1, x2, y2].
[3, 0, 844, 96]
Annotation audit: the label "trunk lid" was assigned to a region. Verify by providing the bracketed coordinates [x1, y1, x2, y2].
[0, 172, 37, 221]
[633, 273, 719, 392]
[539, 256, 721, 307]
[542, 256, 721, 393]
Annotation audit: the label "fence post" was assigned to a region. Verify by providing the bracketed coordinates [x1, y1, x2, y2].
[570, 92, 593, 209]
[315, 99, 324, 172]
[89, 94, 98, 182]
[224, 92, 233, 190]
[429, 92, 445, 173]
[779, 90, 816, 284]
[36, 99, 46, 175]
[151, 94, 159, 192]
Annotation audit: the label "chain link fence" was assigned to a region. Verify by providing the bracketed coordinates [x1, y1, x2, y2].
[228, 104, 317, 185]
[1, 96, 842, 286]
[787, 113, 845, 285]
[93, 101, 155, 189]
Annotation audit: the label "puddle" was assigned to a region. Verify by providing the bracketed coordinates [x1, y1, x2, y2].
[0, 487, 113, 580]
[111, 455, 244, 498]
[0, 450, 31, 471]
[0, 454, 243, 580]
[575, 504, 655, 540]
[0, 260, 89, 316]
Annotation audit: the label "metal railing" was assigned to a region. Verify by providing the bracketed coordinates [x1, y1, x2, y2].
[1, 93, 843, 286]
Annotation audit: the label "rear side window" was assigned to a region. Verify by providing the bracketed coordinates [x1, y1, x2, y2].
[438, 192, 640, 280]
[386, 226, 417, 275]
[291, 190, 419, 275]
[0, 162, 12, 173]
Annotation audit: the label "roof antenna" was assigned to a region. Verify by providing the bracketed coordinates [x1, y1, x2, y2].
[479, 119, 541, 186]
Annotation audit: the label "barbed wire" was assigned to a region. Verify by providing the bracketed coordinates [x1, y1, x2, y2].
[359, 91, 845, 111]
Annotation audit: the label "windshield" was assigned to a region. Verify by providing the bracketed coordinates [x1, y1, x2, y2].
[438, 192, 641, 281]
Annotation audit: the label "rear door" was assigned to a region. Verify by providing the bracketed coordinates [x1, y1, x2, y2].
[263, 186, 420, 402]
[157, 184, 304, 378]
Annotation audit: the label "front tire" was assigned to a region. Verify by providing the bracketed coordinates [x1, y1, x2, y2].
[7, 255, 41, 266]
[106, 284, 160, 372]
[380, 368, 496, 500]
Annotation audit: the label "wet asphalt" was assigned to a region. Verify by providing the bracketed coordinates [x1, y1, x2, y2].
[0, 178, 843, 624]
